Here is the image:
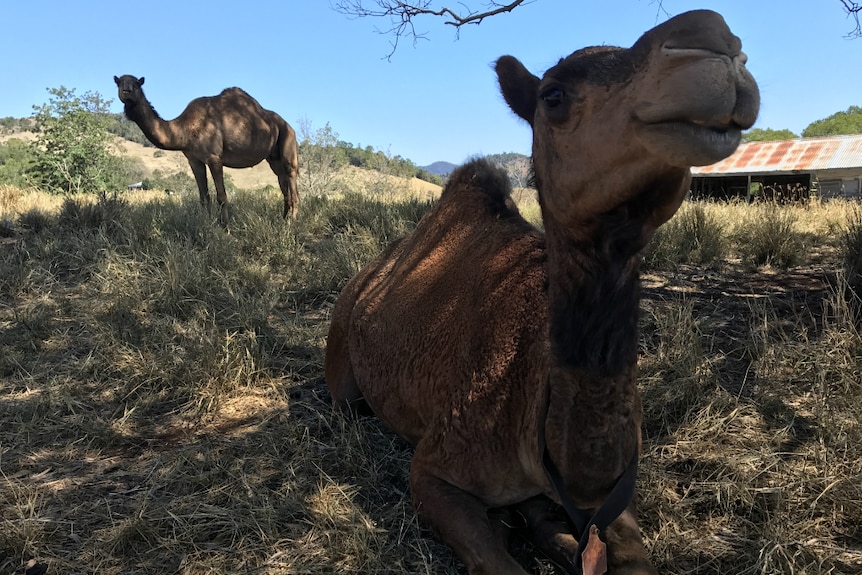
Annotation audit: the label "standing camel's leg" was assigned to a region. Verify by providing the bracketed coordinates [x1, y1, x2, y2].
[185, 154, 212, 212]
[267, 158, 299, 219]
[271, 126, 300, 219]
[207, 158, 230, 226]
[409, 452, 528, 575]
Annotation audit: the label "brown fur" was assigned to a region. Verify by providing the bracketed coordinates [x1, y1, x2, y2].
[325, 10, 758, 575]
[114, 75, 299, 223]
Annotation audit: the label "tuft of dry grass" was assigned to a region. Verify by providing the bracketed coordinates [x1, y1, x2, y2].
[842, 205, 862, 305]
[1, 186, 861, 574]
[644, 201, 727, 269]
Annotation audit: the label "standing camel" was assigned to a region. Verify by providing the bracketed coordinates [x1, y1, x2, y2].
[325, 10, 758, 575]
[114, 75, 299, 223]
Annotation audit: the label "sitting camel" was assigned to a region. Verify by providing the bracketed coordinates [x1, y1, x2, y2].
[325, 10, 758, 575]
[114, 75, 299, 223]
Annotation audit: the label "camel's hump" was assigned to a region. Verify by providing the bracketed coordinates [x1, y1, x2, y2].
[441, 158, 515, 205]
[218, 86, 254, 99]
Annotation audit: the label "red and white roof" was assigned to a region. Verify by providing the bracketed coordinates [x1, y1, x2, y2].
[692, 134, 862, 176]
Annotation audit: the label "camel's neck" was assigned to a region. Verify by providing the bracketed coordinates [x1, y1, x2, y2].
[539, 201, 647, 503]
[543, 213, 643, 376]
[124, 98, 186, 151]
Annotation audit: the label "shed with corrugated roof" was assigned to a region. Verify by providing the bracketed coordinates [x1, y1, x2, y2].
[690, 134, 862, 201]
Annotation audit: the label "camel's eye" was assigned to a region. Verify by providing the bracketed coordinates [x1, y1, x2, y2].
[541, 87, 564, 109]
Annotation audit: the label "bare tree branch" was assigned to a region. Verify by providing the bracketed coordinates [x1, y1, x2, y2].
[335, 1, 529, 58]
[336, 0, 528, 28]
[841, 0, 862, 37]
[336, 0, 862, 59]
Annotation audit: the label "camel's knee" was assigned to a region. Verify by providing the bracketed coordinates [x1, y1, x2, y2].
[409, 467, 528, 575]
[513, 497, 579, 571]
[324, 346, 368, 415]
[328, 377, 370, 416]
[487, 506, 517, 549]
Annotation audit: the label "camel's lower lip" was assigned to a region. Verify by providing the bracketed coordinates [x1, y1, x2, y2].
[642, 121, 742, 166]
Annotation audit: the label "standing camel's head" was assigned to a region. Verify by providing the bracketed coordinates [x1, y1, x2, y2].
[496, 9, 759, 241]
[114, 75, 145, 106]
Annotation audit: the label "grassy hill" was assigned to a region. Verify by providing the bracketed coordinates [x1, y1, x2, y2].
[114, 138, 286, 191]
[0, 127, 443, 198]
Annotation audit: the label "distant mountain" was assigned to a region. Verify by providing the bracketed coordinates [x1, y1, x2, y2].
[485, 153, 532, 188]
[421, 161, 458, 176]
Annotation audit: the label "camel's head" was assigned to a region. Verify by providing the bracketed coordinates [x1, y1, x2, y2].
[114, 75, 145, 105]
[496, 10, 759, 236]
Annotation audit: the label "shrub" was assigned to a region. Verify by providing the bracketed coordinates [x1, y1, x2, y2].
[842, 205, 862, 312]
[643, 201, 726, 270]
[17, 208, 52, 233]
[0, 138, 35, 188]
[28, 86, 126, 194]
[147, 170, 198, 196]
[57, 191, 129, 234]
[736, 203, 803, 269]
[843, 205, 862, 284]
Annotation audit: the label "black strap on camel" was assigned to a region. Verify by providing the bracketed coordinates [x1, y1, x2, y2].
[537, 385, 640, 574]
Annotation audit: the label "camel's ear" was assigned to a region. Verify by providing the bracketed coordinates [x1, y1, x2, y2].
[139, 77, 145, 86]
[496, 56, 539, 126]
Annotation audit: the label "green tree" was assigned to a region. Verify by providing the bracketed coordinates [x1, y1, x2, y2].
[743, 128, 798, 142]
[105, 113, 154, 147]
[298, 120, 349, 195]
[28, 86, 126, 194]
[0, 116, 26, 134]
[0, 138, 36, 187]
[802, 106, 862, 137]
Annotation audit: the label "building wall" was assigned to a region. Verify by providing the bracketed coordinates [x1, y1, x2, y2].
[817, 175, 862, 199]
[693, 169, 862, 201]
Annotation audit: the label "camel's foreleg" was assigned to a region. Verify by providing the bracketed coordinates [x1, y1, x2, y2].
[512, 496, 580, 573]
[186, 155, 211, 211]
[207, 159, 230, 226]
[603, 504, 657, 575]
[267, 158, 299, 219]
[409, 455, 529, 575]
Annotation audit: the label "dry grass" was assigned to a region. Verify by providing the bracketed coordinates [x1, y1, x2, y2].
[1, 186, 861, 574]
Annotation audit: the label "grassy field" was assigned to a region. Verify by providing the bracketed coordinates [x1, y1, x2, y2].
[1, 181, 861, 575]
[0, 131, 443, 199]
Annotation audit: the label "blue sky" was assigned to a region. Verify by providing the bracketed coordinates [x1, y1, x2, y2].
[0, 1, 860, 166]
